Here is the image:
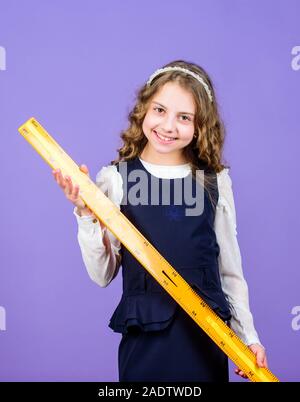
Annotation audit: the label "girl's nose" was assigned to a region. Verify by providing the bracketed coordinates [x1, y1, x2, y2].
[161, 115, 176, 132]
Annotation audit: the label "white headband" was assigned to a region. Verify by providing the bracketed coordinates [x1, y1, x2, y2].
[146, 66, 213, 103]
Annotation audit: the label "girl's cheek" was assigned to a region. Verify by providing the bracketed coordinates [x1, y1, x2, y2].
[148, 112, 160, 122]
[181, 125, 194, 137]
[144, 114, 156, 126]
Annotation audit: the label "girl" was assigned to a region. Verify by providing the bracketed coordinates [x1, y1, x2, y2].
[52, 60, 268, 382]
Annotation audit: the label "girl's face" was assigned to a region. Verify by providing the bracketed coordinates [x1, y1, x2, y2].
[141, 82, 196, 165]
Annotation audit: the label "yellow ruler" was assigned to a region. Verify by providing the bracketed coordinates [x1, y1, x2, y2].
[18, 117, 279, 382]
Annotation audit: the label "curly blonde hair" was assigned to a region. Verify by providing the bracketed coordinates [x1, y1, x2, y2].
[110, 60, 230, 209]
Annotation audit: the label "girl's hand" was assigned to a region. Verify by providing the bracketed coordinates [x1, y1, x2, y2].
[52, 164, 96, 218]
[234, 343, 268, 379]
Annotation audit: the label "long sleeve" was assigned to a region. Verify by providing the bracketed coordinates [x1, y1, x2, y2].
[73, 165, 123, 287]
[214, 168, 263, 347]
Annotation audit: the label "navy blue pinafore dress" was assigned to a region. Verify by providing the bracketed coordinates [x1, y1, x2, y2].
[108, 157, 232, 382]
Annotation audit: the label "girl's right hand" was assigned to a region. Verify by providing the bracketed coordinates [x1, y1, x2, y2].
[52, 164, 96, 218]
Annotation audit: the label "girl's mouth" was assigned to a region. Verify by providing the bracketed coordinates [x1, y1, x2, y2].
[153, 130, 177, 144]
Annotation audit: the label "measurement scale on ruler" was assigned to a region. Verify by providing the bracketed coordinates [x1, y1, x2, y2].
[18, 117, 279, 382]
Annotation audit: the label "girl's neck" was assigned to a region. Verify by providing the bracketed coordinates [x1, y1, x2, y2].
[140, 149, 189, 166]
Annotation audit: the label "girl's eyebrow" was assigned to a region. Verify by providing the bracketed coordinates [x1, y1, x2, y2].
[152, 101, 195, 116]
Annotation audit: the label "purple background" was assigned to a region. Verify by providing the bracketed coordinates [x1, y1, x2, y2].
[0, 0, 299, 382]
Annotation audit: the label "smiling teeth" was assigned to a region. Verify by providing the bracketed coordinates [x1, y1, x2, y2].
[155, 131, 176, 141]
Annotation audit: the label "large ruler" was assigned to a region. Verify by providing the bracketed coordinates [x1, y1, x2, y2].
[18, 117, 279, 382]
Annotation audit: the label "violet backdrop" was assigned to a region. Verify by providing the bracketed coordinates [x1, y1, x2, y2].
[0, 0, 299, 381]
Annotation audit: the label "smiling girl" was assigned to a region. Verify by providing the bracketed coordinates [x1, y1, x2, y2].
[53, 60, 268, 382]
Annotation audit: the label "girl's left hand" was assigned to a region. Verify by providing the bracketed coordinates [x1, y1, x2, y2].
[234, 343, 268, 379]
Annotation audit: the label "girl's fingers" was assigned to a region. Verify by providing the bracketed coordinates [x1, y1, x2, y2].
[80, 164, 89, 176]
[65, 176, 72, 195]
[235, 368, 248, 379]
[263, 355, 268, 368]
[57, 170, 66, 188]
[66, 176, 81, 201]
[53, 170, 63, 186]
[67, 177, 80, 198]
[73, 184, 79, 197]
[256, 349, 265, 368]
[53, 169, 70, 192]
[53, 169, 81, 203]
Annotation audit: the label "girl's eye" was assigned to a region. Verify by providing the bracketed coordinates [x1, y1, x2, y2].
[153, 107, 192, 122]
[181, 115, 191, 121]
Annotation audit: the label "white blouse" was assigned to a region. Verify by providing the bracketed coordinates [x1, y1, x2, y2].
[73, 157, 263, 347]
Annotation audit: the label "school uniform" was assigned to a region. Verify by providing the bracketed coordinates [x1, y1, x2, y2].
[73, 158, 261, 381]
[108, 157, 232, 382]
